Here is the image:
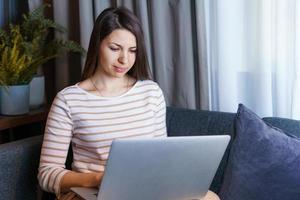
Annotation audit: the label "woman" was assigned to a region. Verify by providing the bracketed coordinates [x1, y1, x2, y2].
[38, 7, 220, 200]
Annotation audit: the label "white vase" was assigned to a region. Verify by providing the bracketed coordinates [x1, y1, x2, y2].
[0, 85, 30, 115]
[29, 75, 45, 109]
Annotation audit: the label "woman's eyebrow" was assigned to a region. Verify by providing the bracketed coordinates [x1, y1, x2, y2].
[111, 42, 136, 49]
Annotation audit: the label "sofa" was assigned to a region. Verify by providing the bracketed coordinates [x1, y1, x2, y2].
[0, 106, 299, 200]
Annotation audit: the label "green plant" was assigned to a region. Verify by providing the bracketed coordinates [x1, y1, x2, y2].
[0, 4, 85, 86]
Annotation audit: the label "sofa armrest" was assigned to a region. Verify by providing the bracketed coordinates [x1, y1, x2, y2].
[0, 135, 43, 200]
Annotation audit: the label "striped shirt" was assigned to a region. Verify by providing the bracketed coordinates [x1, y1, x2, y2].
[38, 80, 167, 195]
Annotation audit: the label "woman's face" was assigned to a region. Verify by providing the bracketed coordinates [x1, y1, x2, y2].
[97, 29, 137, 79]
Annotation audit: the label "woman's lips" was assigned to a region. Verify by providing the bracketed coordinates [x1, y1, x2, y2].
[114, 66, 127, 73]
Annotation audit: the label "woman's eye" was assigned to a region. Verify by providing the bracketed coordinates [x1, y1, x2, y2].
[130, 49, 137, 53]
[109, 47, 119, 51]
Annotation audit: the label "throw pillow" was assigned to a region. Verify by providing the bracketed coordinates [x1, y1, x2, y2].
[219, 104, 300, 200]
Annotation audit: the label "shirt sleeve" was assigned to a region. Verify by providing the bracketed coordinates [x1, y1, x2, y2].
[153, 86, 167, 137]
[38, 91, 73, 197]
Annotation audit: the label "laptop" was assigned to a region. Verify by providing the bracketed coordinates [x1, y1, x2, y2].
[71, 135, 230, 200]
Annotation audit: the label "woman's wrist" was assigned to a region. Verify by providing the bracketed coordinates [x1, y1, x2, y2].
[82, 172, 103, 187]
[90, 172, 103, 187]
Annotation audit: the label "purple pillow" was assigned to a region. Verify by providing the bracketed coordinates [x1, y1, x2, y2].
[219, 104, 300, 200]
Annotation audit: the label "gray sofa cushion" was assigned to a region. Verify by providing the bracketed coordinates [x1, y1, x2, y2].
[166, 107, 235, 136]
[0, 135, 43, 200]
[166, 107, 235, 193]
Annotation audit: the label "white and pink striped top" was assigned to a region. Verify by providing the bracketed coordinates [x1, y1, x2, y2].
[38, 80, 167, 195]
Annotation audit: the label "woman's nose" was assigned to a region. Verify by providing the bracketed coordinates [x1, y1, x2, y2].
[118, 51, 128, 64]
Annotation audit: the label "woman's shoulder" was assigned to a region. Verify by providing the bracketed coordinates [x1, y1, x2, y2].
[135, 80, 164, 98]
[56, 83, 84, 99]
[137, 79, 161, 90]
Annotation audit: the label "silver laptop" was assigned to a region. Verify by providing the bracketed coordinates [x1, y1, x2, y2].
[71, 135, 230, 200]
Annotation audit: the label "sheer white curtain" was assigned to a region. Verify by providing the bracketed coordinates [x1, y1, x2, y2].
[204, 0, 300, 119]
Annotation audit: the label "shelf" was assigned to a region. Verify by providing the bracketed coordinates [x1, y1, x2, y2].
[0, 107, 49, 131]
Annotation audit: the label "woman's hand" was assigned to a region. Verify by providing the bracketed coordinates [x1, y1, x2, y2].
[60, 171, 104, 193]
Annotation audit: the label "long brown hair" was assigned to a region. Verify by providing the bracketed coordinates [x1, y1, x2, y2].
[81, 7, 151, 81]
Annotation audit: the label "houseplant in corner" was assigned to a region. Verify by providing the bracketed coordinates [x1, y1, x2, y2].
[0, 4, 84, 115]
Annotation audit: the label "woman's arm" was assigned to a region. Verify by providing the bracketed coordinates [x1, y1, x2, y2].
[39, 91, 105, 197]
[38, 92, 74, 196]
[60, 171, 104, 193]
[153, 85, 167, 137]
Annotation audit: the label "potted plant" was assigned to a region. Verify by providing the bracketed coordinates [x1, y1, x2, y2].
[0, 4, 84, 115]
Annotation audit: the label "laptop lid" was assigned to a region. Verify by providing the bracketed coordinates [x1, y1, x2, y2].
[97, 135, 230, 200]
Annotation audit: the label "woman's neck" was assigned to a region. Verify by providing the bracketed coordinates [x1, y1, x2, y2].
[90, 72, 133, 97]
[93, 75, 127, 90]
